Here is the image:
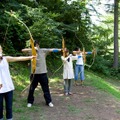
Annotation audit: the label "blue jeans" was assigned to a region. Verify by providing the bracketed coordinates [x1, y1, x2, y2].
[75, 65, 85, 81]
[0, 91, 13, 119]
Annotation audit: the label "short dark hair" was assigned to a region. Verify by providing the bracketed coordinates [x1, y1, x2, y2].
[34, 40, 39, 46]
[74, 47, 80, 51]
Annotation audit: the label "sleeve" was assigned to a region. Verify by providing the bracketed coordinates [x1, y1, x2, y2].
[61, 56, 69, 62]
[72, 55, 78, 61]
[43, 49, 50, 55]
[61, 56, 66, 62]
[61, 55, 72, 62]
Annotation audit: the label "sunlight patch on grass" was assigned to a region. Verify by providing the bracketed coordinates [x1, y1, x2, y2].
[12, 73, 30, 91]
[50, 77, 61, 83]
[86, 71, 120, 100]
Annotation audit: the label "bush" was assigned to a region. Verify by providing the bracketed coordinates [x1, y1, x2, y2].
[91, 55, 120, 80]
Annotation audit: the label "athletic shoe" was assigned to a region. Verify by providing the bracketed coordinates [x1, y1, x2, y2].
[65, 93, 68, 96]
[27, 103, 32, 107]
[48, 102, 54, 107]
[68, 92, 73, 95]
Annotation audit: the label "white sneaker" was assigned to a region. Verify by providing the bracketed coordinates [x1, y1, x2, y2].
[27, 103, 32, 107]
[64, 93, 68, 96]
[48, 102, 54, 107]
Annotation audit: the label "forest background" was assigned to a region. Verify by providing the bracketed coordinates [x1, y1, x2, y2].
[0, 0, 120, 79]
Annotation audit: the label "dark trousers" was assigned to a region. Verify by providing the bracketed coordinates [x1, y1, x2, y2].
[0, 91, 13, 119]
[27, 73, 52, 105]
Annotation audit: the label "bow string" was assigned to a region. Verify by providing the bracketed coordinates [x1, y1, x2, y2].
[6, 11, 36, 74]
[50, 36, 65, 77]
[75, 33, 96, 68]
[75, 33, 86, 64]
[88, 46, 97, 69]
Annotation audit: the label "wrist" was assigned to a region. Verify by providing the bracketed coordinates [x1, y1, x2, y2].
[53, 49, 59, 52]
[87, 52, 92, 54]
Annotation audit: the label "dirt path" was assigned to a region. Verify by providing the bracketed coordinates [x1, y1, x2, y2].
[14, 78, 120, 120]
[32, 83, 120, 120]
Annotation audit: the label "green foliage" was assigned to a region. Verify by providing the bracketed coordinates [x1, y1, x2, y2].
[0, 1, 28, 54]
[91, 56, 112, 76]
[91, 54, 120, 79]
[0, 0, 120, 80]
[110, 66, 120, 79]
[0, 0, 93, 51]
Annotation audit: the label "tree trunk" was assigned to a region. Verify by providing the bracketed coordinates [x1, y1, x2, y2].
[113, 0, 119, 69]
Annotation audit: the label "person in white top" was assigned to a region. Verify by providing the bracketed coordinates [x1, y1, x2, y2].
[61, 49, 77, 95]
[0, 45, 35, 120]
[73, 47, 92, 86]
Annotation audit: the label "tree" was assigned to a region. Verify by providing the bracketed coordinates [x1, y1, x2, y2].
[113, 0, 119, 69]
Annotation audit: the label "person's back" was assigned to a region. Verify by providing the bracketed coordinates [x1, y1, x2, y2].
[35, 48, 49, 74]
[27, 40, 61, 108]
[0, 57, 14, 93]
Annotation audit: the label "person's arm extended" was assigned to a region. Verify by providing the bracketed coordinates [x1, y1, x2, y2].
[81, 51, 92, 55]
[21, 48, 32, 52]
[72, 51, 81, 55]
[86, 51, 92, 54]
[72, 51, 77, 55]
[72, 55, 78, 61]
[61, 54, 72, 61]
[5, 56, 35, 62]
[49, 48, 62, 52]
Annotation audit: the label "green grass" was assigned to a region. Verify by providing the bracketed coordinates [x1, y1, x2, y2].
[11, 62, 120, 100]
[67, 105, 82, 114]
[85, 71, 120, 100]
[8, 62, 120, 119]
